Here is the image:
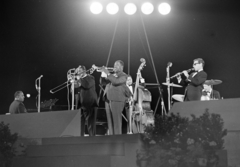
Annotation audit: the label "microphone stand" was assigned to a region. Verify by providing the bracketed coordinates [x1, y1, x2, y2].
[71, 79, 75, 110]
[35, 76, 43, 113]
[67, 68, 77, 110]
[166, 67, 171, 111]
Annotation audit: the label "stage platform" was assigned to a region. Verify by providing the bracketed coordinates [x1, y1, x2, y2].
[0, 110, 142, 167]
[1, 98, 239, 167]
[0, 109, 110, 138]
[12, 134, 142, 167]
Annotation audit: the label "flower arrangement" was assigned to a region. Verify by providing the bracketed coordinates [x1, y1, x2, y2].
[0, 122, 18, 167]
[136, 110, 227, 167]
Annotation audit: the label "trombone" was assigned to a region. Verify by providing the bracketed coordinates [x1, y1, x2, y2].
[50, 80, 71, 94]
[50, 65, 115, 94]
[50, 68, 76, 94]
[49, 66, 100, 94]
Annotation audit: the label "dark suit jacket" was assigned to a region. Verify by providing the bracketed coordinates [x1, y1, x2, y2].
[180, 70, 207, 101]
[78, 75, 98, 107]
[211, 90, 221, 99]
[103, 71, 132, 102]
[202, 89, 221, 100]
[9, 100, 27, 114]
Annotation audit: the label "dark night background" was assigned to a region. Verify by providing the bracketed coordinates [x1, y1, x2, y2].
[1, 0, 240, 115]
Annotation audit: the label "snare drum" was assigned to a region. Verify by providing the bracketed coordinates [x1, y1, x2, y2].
[172, 94, 184, 102]
[201, 95, 210, 101]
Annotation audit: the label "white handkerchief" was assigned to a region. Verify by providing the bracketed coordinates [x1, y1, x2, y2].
[192, 72, 198, 77]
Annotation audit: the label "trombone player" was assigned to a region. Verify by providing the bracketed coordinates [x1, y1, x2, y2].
[72, 67, 81, 109]
[75, 65, 98, 136]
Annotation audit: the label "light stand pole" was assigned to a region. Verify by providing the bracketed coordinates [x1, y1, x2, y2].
[139, 13, 166, 115]
[35, 75, 43, 113]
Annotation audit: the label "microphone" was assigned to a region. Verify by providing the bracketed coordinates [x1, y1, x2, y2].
[170, 68, 194, 79]
[140, 58, 146, 63]
[167, 62, 172, 67]
[35, 75, 43, 90]
[37, 75, 43, 80]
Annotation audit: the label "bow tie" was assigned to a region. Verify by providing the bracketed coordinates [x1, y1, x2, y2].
[202, 91, 210, 96]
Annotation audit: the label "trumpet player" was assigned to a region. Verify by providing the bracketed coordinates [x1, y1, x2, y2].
[75, 65, 98, 136]
[99, 60, 132, 135]
[176, 58, 207, 101]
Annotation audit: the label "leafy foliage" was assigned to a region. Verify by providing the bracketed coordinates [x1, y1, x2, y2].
[0, 122, 18, 167]
[137, 110, 227, 167]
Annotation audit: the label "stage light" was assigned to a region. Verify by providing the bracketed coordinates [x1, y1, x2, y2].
[26, 94, 31, 98]
[158, 3, 171, 15]
[106, 3, 119, 15]
[90, 2, 103, 14]
[124, 3, 137, 15]
[141, 2, 154, 15]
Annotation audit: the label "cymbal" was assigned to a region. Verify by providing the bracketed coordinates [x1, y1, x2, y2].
[162, 82, 182, 88]
[204, 79, 222, 85]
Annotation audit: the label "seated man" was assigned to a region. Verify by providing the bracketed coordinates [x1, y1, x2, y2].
[201, 81, 221, 100]
[9, 91, 28, 114]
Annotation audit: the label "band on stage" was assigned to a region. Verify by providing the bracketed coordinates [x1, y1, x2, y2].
[10, 58, 222, 136]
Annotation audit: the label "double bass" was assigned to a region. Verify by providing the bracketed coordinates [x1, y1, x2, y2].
[129, 58, 154, 134]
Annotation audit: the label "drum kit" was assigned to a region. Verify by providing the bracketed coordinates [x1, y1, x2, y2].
[204, 79, 222, 86]
[162, 79, 222, 102]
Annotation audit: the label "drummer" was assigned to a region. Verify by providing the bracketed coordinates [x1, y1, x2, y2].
[201, 80, 221, 100]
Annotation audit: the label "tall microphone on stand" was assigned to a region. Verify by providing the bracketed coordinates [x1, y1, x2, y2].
[35, 75, 43, 113]
[167, 62, 172, 68]
[37, 75, 43, 79]
[166, 62, 172, 111]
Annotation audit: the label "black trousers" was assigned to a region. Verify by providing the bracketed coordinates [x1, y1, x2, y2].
[80, 107, 97, 136]
[109, 101, 125, 135]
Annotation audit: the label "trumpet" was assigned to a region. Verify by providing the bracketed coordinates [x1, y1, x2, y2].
[170, 68, 194, 79]
[91, 64, 115, 72]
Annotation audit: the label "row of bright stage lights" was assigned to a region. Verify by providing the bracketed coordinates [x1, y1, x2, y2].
[90, 2, 171, 15]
